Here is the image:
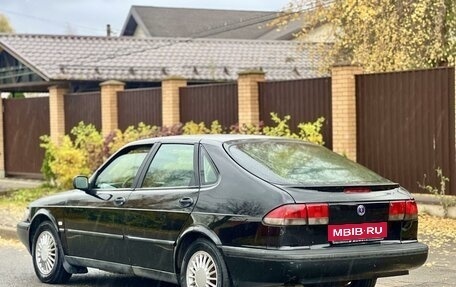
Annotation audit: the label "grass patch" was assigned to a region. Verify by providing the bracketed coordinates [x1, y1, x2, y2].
[0, 185, 60, 209]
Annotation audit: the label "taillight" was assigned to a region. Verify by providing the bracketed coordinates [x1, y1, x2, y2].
[389, 200, 418, 221]
[263, 203, 328, 226]
[405, 200, 418, 220]
[306, 204, 329, 225]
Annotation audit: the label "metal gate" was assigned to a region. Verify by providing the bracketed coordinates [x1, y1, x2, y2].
[3, 97, 50, 178]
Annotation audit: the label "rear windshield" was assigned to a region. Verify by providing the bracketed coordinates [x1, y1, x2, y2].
[226, 140, 389, 185]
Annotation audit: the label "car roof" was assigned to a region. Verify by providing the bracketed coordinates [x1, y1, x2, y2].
[126, 134, 311, 146]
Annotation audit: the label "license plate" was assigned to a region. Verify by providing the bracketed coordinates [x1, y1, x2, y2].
[328, 222, 387, 243]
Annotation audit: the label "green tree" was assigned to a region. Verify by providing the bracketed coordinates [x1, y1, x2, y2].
[274, 0, 455, 72]
[0, 14, 14, 33]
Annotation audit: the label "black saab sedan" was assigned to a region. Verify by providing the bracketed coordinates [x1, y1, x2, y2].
[17, 135, 428, 287]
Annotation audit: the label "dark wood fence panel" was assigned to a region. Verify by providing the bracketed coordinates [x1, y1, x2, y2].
[3, 97, 50, 177]
[259, 78, 332, 149]
[118, 88, 162, 130]
[357, 67, 455, 195]
[180, 83, 238, 128]
[64, 92, 101, 133]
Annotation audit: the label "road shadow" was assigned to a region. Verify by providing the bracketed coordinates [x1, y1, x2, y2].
[66, 272, 178, 287]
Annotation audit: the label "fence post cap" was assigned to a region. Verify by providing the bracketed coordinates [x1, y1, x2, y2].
[162, 76, 187, 81]
[237, 69, 265, 76]
[48, 83, 69, 90]
[100, 80, 125, 87]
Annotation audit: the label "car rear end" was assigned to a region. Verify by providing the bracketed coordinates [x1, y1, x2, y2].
[222, 138, 428, 286]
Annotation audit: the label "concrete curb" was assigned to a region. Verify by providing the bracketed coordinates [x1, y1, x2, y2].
[0, 226, 18, 241]
[413, 193, 456, 219]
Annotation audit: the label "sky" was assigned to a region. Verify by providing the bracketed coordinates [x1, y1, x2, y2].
[0, 0, 290, 36]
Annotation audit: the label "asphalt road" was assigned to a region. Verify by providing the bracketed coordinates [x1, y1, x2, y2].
[0, 235, 454, 287]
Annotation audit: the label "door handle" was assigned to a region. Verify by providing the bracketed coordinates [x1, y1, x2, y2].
[113, 196, 126, 206]
[179, 197, 194, 208]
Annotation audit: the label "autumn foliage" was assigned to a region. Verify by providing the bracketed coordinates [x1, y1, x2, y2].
[273, 0, 455, 72]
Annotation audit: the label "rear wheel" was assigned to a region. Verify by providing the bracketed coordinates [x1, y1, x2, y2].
[32, 221, 72, 284]
[180, 238, 231, 287]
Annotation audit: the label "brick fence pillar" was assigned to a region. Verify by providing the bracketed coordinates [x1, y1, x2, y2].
[48, 85, 69, 143]
[100, 80, 125, 136]
[331, 65, 363, 162]
[162, 77, 187, 126]
[237, 70, 265, 125]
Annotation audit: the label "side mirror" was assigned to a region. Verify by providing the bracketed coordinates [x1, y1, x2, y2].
[73, 176, 90, 192]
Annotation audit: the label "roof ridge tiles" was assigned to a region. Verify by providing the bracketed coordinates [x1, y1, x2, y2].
[130, 5, 277, 14]
[0, 33, 314, 46]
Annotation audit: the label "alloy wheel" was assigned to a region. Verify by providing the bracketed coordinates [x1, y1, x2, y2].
[186, 250, 218, 287]
[34, 230, 57, 276]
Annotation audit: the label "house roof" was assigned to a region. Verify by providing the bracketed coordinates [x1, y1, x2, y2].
[121, 6, 298, 40]
[0, 34, 327, 82]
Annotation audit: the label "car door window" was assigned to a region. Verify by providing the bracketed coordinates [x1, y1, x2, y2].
[94, 146, 151, 189]
[142, 144, 195, 188]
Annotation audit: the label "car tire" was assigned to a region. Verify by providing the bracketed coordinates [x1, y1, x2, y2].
[180, 238, 231, 287]
[32, 221, 72, 284]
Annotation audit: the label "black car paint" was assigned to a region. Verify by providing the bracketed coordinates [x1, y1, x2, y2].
[17, 135, 428, 286]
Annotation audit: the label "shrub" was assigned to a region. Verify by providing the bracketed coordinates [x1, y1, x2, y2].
[106, 123, 162, 157]
[47, 135, 90, 189]
[40, 115, 325, 188]
[297, 116, 325, 145]
[71, 122, 104, 172]
[182, 120, 224, 135]
[419, 167, 456, 218]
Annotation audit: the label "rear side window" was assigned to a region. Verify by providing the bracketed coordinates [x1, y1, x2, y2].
[200, 147, 218, 185]
[227, 140, 388, 185]
[141, 144, 195, 188]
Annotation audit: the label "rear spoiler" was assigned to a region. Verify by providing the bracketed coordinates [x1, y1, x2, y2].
[281, 183, 400, 192]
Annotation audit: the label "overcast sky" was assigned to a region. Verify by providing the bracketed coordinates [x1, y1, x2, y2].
[0, 0, 290, 36]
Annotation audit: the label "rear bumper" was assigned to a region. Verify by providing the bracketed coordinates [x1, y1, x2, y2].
[17, 221, 31, 253]
[221, 242, 428, 286]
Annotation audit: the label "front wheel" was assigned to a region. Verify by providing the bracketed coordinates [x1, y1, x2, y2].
[32, 221, 72, 284]
[180, 238, 231, 287]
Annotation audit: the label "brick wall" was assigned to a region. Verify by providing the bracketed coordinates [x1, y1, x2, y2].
[331, 66, 363, 161]
[100, 80, 125, 136]
[237, 71, 265, 124]
[49, 85, 68, 143]
[162, 77, 187, 126]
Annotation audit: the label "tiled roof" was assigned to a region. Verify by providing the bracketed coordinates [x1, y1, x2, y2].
[0, 34, 328, 82]
[122, 6, 279, 39]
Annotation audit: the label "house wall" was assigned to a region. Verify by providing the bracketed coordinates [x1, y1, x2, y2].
[133, 26, 148, 38]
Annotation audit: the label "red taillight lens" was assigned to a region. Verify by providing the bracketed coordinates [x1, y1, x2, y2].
[307, 203, 329, 225]
[389, 200, 418, 221]
[389, 201, 406, 221]
[263, 203, 328, 226]
[405, 200, 418, 220]
[263, 204, 307, 226]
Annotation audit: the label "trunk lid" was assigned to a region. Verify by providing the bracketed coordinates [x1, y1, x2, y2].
[265, 184, 417, 248]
